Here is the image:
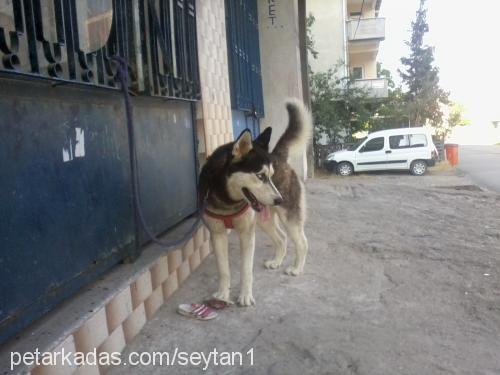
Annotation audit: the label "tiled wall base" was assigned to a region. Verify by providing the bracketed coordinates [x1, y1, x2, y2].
[196, 0, 234, 154]
[25, 226, 211, 375]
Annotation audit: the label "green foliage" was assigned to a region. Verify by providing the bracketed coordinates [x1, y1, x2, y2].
[377, 62, 395, 89]
[370, 86, 409, 131]
[310, 63, 372, 144]
[399, 0, 449, 127]
[448, 103, 469, 127]
[307, 16, 372, 147]
[306, 14, 318, 61]
[434, 102, 469, 140]
[372, 63, 409, 131]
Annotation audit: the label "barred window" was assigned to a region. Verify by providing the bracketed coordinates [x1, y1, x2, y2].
[0, 0, 200, 100]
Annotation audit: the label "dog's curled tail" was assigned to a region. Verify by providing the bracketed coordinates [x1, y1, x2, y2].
[272, 98, 312, 161]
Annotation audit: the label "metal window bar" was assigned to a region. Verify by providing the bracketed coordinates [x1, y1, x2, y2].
[0, 0, 200, 100]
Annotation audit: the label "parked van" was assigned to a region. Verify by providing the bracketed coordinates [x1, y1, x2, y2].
[325, 128, 439, 176]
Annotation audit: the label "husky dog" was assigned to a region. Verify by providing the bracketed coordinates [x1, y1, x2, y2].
[199, 99, 312, 306]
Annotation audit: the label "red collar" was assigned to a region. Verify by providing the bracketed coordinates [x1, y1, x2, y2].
[204, 203, 251, 229]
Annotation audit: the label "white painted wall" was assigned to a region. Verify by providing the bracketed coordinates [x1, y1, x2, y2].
[258, 0, 307, 179]
[307, 0, 347, 75]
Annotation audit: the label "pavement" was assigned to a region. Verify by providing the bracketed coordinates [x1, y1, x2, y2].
[457, 145, 500, 193]
[110, 169, 500, 375]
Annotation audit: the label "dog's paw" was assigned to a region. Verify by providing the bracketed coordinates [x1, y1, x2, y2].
[212, 290, 232, 303]
[285, 266, 303, 276]
[264, 258, 282, 269]
[237, 293, 255, 307]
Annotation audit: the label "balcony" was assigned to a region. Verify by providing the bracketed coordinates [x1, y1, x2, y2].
[347, 18, 385, 42]
[352, 78, 388, 98]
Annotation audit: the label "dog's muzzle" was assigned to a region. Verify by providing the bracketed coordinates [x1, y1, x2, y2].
[242, 187, 264, 212]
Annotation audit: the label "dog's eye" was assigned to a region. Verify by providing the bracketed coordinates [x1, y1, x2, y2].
[256, 173, 267, 182]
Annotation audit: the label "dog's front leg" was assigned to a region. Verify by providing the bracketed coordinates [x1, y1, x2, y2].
[238, 226, 256, 306]
[211, 231, 232, 303]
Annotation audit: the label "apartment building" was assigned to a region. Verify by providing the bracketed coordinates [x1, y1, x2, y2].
[308, 0, 388, 98]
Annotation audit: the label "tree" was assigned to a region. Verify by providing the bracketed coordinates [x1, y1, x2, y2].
[377, 62, 395, 89]
[310, 63, 372, 165]
[370, 63, 409, 131]
[399, 0, 449, 127]
[370, 87, 409, 131]
[434, 102, 469, 140]
[306, 14, 318, 62]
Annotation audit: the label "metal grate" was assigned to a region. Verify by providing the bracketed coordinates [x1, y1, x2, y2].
[0, 0, 200, 100]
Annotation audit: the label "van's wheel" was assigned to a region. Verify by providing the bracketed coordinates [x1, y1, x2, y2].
[410, 160, 427, 176]
[337, 162, 354, 176]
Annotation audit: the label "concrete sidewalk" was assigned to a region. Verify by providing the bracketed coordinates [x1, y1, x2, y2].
[110, 171, 500, 375]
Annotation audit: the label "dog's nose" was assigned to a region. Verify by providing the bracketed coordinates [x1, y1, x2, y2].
[273, 197, 283, 206]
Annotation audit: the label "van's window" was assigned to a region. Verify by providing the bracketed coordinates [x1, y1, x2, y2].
[409, 134, 427, 148]
[348, 137, 367, 150]
[389, 135, 410, 149]
[362, 137, 385, 152]
[389, 134, 428, 149]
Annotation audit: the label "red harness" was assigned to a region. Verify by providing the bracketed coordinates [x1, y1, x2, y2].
[204, 203, 251, 229]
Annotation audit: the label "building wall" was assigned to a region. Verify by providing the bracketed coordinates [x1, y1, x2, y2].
[307, 0, 347, 75]
[196, 0, 234, 156]
[258, 0, 307, 179]
[308, 0, 381, 78]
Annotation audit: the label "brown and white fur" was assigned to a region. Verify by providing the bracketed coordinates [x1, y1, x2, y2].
[199, 99, 312, 306]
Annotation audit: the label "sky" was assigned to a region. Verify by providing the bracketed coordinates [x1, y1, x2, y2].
[377, 0, 500, 143]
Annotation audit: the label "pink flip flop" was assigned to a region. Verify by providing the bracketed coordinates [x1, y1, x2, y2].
[177, 303, 218, 320]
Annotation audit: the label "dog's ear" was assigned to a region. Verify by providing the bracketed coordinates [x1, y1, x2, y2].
[254, 127, 272, 151]
[232, 130, 253, 161]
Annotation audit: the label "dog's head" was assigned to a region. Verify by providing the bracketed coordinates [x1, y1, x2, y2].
[226, 128, 283, 212]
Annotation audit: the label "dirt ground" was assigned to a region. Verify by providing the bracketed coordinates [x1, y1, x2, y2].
[111, 168, 500, 375]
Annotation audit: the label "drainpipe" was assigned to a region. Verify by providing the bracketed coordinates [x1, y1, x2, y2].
[297, 0, 314, 179]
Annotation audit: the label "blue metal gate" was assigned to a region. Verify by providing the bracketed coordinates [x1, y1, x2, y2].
[0, 0, 200, 344]
[225, 0, 264, 138]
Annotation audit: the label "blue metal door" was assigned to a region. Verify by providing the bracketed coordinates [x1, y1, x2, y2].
[225, 0, 264, 139]
[232, 110, 260, 139]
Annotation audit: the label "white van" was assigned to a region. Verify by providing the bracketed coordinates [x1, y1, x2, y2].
[325, 128, 439, 176]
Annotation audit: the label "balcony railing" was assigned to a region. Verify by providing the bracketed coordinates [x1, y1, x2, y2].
[352, 78, 388, 98]
[347, 18, 385, 41]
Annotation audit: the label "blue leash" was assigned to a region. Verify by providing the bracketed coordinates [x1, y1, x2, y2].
[112, 56, 205, 249]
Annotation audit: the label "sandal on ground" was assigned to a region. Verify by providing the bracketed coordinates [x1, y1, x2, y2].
[203, 298, 233, 310]
[177, 303, 218, 320]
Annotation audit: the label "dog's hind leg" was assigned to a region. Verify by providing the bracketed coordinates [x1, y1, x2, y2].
[211, 231, 232, 303]
[284, 221, 308, 276]
[258, 211, 287, 270]
[276, 208, 308, 276]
